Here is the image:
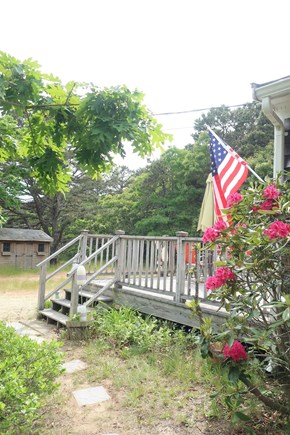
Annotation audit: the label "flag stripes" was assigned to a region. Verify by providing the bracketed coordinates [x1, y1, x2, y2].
[208, 128, 248, 220]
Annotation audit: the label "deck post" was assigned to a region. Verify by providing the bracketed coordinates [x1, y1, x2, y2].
[80, 230, 89, 262]
[175, 231, 188, 303]
[38, 263, 47, 310]
[70, 273, 79, 317]
[115, 230, 125, 290]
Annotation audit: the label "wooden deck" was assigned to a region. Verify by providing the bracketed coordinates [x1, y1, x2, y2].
[91, 275, 228, 330]
[37, 231, 226, 329]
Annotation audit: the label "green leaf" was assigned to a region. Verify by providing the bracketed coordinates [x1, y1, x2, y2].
[228, 366, 240, 384]
[232, 411, 251, 422]
[282, 307, 290, 322]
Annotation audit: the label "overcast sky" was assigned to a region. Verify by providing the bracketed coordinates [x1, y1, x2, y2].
[1, 0, 289, 167]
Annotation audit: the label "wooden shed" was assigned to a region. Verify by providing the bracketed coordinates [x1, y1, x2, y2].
[0, 228, 53, 269]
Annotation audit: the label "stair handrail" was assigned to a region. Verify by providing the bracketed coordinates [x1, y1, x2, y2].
[36, 234, 82, 268]
[37, 233, 84, 310]
[69, 234, 119, 316]
[68, 234, 119, 275]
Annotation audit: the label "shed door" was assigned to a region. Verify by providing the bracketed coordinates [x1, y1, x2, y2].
[15, 243, 33, 268]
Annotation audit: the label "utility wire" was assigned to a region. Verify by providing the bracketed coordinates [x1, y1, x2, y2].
[153, 102, 250, 116]
[0, 98, 255, 117]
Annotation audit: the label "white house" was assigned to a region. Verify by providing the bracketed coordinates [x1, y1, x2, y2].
[252, 76, 290, 177]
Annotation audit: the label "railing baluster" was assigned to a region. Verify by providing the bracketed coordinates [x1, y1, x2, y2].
[175, 232, 188, 303]
[139, 239, 144, 286]
[145, 239, 150, 287]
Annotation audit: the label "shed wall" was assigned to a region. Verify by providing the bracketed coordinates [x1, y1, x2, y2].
[0, 241, 51, 268]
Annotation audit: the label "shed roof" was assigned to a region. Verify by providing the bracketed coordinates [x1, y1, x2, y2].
[0, 228, 53, 242]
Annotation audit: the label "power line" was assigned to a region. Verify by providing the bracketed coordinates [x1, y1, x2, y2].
[153, 102, 251, 116]
[0, 98, 255, 116]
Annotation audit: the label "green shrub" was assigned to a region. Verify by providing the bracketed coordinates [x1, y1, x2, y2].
[188, 176, 290, 419]
[91, 305, 192, 352]
[0, 322, 64, 434]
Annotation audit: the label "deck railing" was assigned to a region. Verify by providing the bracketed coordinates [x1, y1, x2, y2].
[117, 231, 215, 303]
[37, 230, 216, 311]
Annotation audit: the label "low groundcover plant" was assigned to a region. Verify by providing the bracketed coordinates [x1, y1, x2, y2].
[187, 175, 290, 421]
[0, 322, 63, 433]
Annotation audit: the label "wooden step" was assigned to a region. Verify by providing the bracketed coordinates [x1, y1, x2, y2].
[39, 308, 69, 326]
[52, 298, 94, 312]
[64, 288, 113, 303]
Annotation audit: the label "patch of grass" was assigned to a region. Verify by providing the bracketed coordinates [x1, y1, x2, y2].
[0, 264, 69, 294]
[81, 306, 287, 434]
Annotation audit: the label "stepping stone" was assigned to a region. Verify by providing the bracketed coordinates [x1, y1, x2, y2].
[5, 321, 25, 332]
[73, 386, 110, 406]
[5, 322, 45, 342]
[62, 359, 88, 373]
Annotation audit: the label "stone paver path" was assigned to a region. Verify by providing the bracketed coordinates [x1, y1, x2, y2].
[72, 386, 111, 406]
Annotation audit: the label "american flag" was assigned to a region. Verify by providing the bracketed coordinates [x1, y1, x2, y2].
[209, 129, 248, 220]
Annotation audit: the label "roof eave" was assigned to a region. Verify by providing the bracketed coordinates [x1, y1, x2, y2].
[252, 77, 290, 101]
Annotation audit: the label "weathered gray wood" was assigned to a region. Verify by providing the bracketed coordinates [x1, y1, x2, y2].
[39, 308, 68, 325]
[120, 236, 126, 281]
[38, 263, 47, 310]
[84, 278, 116, 307]
[70, 275, 79, 317]
[36, 234, 81, 267]
[144, 240, 150, 287]
[80, 230, 89, 262]
[127, 239, 132, 282]
[114, 231, 125, 289]
[65, 285, 113, 302]
[46, 255, 79, 281]
[88, 236, 94, 273]
[149, 240, 155, 288]
[162, 240, 168, 291]
[105, 287, 228, 330]
[38, 230, 221, 330]
[175, 232, 188, 303]
[138, 239, 144, 287]
[44, 275, 73, 301]
[66, 320, 91, 340]
[132, 239, 138, 285]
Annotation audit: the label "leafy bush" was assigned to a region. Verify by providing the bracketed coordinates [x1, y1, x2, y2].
[0, 322, 63, 434]
[91, 305, 191, 352]
[188, 176, 290, 419]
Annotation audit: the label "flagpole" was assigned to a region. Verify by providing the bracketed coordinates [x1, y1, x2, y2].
[205, 124, 264, 183]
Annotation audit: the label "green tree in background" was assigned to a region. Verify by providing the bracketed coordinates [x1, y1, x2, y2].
[193, 102, 274, 159]
[0, 52, 170, 197]
[92, 144, 210, 236]
[1, 53, 276, 242]
[2, 164, 133, 252]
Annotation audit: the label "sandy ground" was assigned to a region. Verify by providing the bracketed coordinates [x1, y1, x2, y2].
[0, 288, 38, 321]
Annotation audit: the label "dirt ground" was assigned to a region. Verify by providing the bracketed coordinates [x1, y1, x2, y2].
[0, 288, 38, 321]
[0, 276, 277, 435]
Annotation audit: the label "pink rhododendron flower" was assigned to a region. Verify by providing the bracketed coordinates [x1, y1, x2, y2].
[205, 267, 235, 291]
[252, 205, 259, 212]
[223, 340, 248, 361]
[235, 223, 247, 230]
[215, 267, 236, 282]
[260, 199, 275, 210]
[264, 220, 290, 239]
[263, 184, 280, 200]
[213, 220, 227, 231]
[205, 276, 223, 290]
[202, 227, 219, 243]
[226, 192, 243, 207]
